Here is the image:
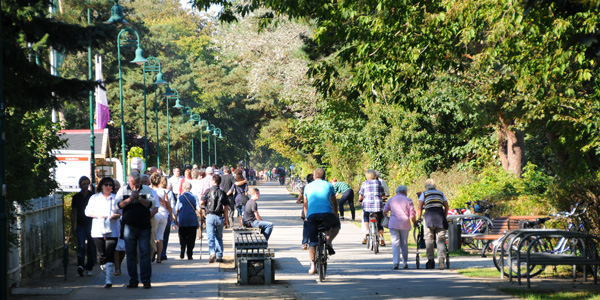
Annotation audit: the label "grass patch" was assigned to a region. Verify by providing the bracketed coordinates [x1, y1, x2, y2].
[498, 288, 600, 300]
[456, 267, 500, 278]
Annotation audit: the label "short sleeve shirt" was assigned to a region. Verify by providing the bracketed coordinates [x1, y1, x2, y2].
[358, 179, 384, 212]
[303, 179, 335, 217]
[243, 199, 258, 223]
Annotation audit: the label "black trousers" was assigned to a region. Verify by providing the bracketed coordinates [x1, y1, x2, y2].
[339, 189, 356, 219]
[93, 237, 118, 265]
[178, 226, 197, 258]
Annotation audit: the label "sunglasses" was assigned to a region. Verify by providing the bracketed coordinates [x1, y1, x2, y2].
[103, 183, 114, 187]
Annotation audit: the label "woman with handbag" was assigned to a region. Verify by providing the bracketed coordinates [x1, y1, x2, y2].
[383, 185, 417, 269]
[174, 182, 200, 260]
[228, 170, 249, 227]
[84, 177, 121, 288]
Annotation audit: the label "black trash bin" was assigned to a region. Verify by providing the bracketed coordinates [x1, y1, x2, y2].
[447, 219, 462, 252]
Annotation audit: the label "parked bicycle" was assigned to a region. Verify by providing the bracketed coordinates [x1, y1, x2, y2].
[492, 202, 589, 277]
[449, 200, 494, 250]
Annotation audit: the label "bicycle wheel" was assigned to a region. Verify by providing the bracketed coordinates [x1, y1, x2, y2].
[373, 234, 379, 254]
[318, 234, 326, 281]
[493, 235, 546, 277]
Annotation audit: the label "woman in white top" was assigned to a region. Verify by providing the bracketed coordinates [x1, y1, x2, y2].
[84, 177, 121, 288]
[150, 173, 174, 263]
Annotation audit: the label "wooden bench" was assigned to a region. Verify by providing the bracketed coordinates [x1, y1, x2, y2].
[473, 216, 547, 257]
[506, 230, 600, 288]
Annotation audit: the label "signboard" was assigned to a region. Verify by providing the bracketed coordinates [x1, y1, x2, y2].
[55, 156, 90, 193]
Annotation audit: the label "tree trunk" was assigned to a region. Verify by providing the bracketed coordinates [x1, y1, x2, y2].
[498, 116, 525, 177]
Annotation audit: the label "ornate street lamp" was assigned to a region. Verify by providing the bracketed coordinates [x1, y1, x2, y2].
[142, 57, 166, 164]
[213, 127, 223, 166]
[117, 28, 147, 182]
[87, 0, 127, 187]
[165, 88, 182, 175]
[205, 123, 215, 166]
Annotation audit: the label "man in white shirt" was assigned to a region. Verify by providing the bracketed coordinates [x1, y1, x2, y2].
[167, 168, 182, 201]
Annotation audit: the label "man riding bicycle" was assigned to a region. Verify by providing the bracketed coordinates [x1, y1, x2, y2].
[303, 168, 340, 275]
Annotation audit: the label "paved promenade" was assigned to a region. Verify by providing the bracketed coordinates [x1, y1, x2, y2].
[11, 182, 517, 300]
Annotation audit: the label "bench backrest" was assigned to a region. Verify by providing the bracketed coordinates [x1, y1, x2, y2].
[489, 217, 512, 234]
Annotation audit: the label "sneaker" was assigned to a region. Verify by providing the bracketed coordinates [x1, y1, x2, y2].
[425, 259, 435, 269]
[403, 264, 408, 269]
[393, 264, 399, 270]
[362, 236, 368, 244]
[439, 257, 445, 270]
[380, 239, 386, 246]
[339, 216, 345, 220]
[209, 255, 216, 263]
[143, 282, 151, 289]
[77, 266, 84, 277]
[100, 264, 106, 272]
[85, 270, 93, 276]
[216, 258, 224, 263]
[126, 283, 138, 288]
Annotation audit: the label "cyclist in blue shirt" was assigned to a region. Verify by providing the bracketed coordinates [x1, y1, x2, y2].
[303, 168, 340, 275]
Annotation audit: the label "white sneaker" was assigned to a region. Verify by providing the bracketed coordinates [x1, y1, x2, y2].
[85, 270, 93, 276]
[100, 264, 106, 272]
[439, 257, 445, 270]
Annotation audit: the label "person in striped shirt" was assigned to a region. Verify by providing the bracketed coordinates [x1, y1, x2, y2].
[417, 179, 449, 270]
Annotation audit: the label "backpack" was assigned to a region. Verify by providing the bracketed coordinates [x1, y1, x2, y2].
[235, 184, 249, 206]
[206, 188, 224, 215]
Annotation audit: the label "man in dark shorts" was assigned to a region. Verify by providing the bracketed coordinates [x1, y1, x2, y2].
[303, 168, 340, 275]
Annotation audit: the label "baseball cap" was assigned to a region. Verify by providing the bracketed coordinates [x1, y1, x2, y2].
[206, 167, 214, 174]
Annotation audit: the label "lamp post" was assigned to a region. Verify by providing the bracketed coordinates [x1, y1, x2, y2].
[165, 87, 183, 175]
[205, 123, 215, 166]
[142, 57, 167, 165]
[188, 114, 206, 166]
[156, 87, 174, 170]
[181, 106, 192, 165]
[117, 28, 147, 183]
[87, 0, 127, 188]
[213, 128, 223, 166]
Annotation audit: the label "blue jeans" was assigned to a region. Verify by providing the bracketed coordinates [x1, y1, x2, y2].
[76, 226, 96, 270]
[206, 214, 224, 258]
[124, 225, 152, 284]
[251, 220, 274, 241]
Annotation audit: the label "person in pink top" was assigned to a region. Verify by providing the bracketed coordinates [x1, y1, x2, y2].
[383, 185, 417, 269]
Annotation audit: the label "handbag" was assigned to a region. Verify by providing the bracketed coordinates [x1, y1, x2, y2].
[382, 214, 390, 228]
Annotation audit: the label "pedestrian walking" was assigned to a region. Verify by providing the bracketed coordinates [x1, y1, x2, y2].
[71, 176, 96, 277]
[84, 177, 120, 288]
[114, 171, 156, 289]
[417, 179, 449, 270]
[201, 175, 229, 263]
[150, 173, 174, 263]
[383, 185, 417, 269]
[175, 182, 200, 260]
